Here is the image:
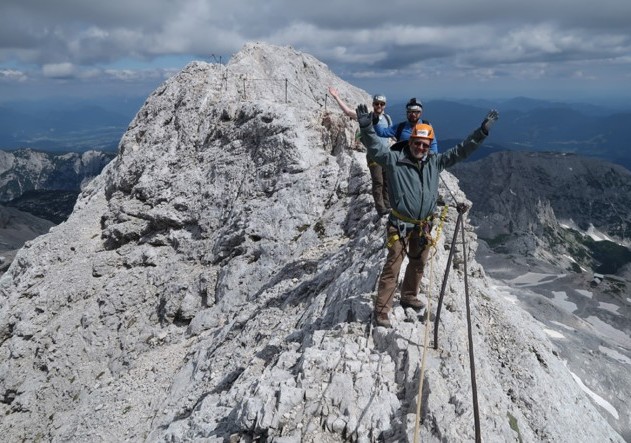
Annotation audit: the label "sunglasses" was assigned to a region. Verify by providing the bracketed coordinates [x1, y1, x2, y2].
[407, 110, 421, 115]
[373, 102, 386, 107]
[411, 140, 430, 148]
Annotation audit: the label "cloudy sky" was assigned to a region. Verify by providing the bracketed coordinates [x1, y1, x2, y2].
[1, 0, 630, 106]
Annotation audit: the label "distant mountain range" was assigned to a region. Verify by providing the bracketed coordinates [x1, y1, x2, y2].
[0, 95, 145, 152]
[2, 95, 630, 167]
[0, 148, 115, 272]
[5, 190, 80, 225]
[0, 148, 115, 202]
[451, 151, 631, 275]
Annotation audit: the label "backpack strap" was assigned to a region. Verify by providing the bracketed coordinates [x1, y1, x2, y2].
[374, 113, 393, 127]
[395, 122, 406, 141]
[384, 113, 392, 127]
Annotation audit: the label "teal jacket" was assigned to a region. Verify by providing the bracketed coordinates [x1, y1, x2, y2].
[360, 123, 488, 229]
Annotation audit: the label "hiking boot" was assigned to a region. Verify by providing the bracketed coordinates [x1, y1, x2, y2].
[400, 297, 425, 311]
[374, 312, 392, 328]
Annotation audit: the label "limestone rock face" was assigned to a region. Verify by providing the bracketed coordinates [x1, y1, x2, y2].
[0, 43, 623, 442]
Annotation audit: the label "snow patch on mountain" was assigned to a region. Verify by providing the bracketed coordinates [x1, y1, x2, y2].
[560, 221, 619, 243]
[570, 370, 620, 420]
[543, 328, 566, 339]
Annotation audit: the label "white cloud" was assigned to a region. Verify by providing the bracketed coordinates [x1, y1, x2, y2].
[103, 68, 177, 82]
[0, 68, 27, 82]
[42, 62, 76, 78]
[571, 70, 596, 80]
[77, 68, 102, 79]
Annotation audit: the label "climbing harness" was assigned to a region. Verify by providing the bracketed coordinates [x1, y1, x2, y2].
[375, 205, 448, 318]
[387, 209, 435, 251]
[390, 209, 433, 227]
[385, 231, 401, 249]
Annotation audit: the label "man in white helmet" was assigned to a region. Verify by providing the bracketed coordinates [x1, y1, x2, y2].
[328, 86, 393, 216]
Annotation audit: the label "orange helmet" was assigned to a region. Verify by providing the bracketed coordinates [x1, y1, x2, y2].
[410, 123, 434, 140]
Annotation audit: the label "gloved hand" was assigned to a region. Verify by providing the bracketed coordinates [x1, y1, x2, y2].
[481, 109, 499, 134]
[355, 104, 372, 128]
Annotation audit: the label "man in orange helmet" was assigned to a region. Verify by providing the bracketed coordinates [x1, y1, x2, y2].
[356, 104, 499, 328]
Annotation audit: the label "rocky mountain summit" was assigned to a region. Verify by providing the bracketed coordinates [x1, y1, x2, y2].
[0, 43, 625, 442]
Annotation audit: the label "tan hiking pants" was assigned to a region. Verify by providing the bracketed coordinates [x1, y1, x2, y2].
[367, 156, 390, 215]
[375, 224, 430, 314]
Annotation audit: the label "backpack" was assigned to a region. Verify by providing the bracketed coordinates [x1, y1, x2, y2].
[373, 112, 392, 127]
[395, 119, 430, 141]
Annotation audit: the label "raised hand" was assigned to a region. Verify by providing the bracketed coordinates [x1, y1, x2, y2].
[481, 109, 499, 133]
[355, 104, 372, 128]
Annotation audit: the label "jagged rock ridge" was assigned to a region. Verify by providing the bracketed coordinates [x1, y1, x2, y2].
[0, 43, 624, 442]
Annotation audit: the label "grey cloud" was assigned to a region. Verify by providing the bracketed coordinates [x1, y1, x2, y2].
[2, 0, 630, 68]
[2, 0, 179, 28]
[0, 0, 630, 102]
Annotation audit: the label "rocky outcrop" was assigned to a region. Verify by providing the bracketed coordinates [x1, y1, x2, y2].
[0, 43, 623, 442]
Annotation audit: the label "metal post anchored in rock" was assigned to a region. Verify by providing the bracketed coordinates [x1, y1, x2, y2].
[459, 202, 481, 443]
[433, 202, 468, 350]
[433, 202, 481, 443]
